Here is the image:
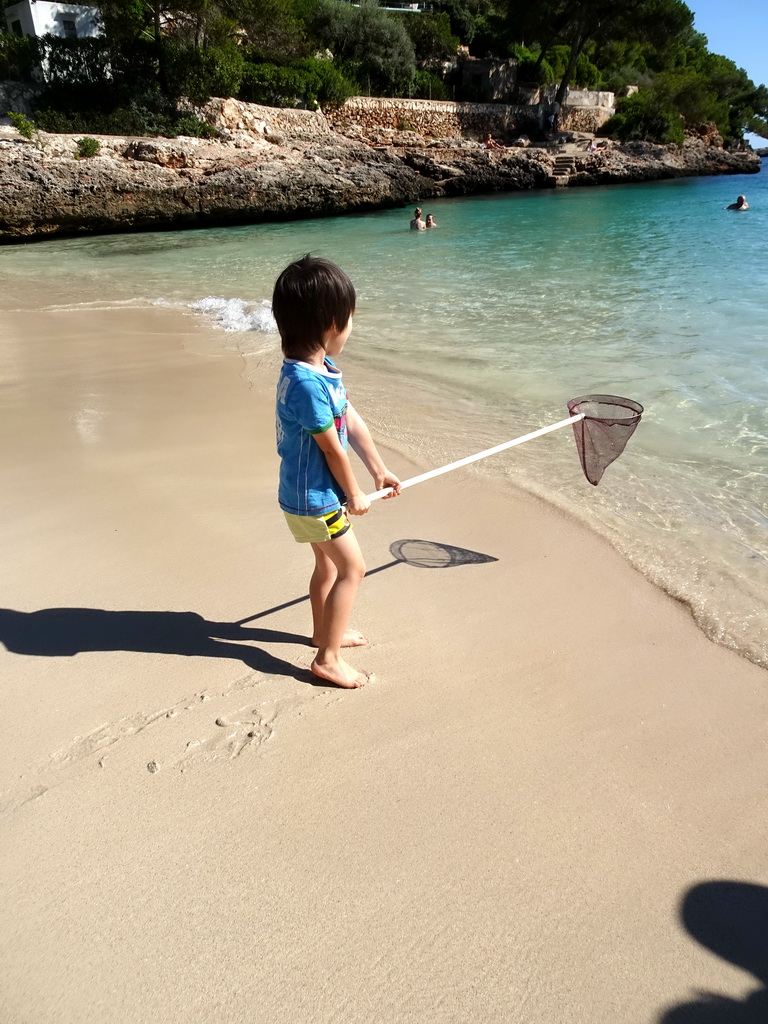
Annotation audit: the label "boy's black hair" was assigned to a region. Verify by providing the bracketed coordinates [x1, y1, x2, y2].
[272, 254, 356, 360]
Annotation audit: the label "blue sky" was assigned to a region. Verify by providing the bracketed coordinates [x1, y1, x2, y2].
[688, 0, 768, 141]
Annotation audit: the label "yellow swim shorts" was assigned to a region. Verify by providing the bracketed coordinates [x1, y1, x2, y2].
[283, 507, 352, 544]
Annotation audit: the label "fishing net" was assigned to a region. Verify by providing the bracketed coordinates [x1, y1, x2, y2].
[567, 395, 644, 486]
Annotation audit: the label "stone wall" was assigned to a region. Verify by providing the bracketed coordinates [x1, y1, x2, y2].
[326, 94, 615, 140]
[200, 96, 335, 142]
[560, 89, 615, 110]
[520, 86, 616, 110]
[560, 106, 613, 133]
[326, 96, 538, 140]
[0, 80, 41, 119]
[560, 90, 615, 133]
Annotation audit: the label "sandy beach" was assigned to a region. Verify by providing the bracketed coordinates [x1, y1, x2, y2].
[2, 304, 767, 1023]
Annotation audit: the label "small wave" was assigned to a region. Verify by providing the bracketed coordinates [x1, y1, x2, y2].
[12, 298, 160, 313]
[187, 296, 277, 333]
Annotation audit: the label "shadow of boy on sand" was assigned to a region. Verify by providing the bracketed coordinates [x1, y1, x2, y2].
[0, 540, 498, 683]
[0, 607, 313, 681]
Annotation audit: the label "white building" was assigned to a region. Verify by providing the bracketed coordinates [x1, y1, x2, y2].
[4, 1, 103, 40]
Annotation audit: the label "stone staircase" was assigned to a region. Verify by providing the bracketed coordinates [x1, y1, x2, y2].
[551, 152, 577, 186]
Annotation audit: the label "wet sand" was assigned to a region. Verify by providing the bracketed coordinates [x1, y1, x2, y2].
[1, 305, 767, 1023]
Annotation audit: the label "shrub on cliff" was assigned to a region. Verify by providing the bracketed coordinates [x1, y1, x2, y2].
[34, 103, 216, 139]
[7, 110, 44, 148]
[31, 35, 164, 118]
[8, 111, 36, 140]
[600, 91, 684, 146]
[76, 136, 101, 158]
[173, 114, 219, 139]
[29, 34, 244, 112]
[239, 57, 353, 109]
[25, 32, 224, 137]
[163, 40, 246, 105]
[654, 56, 768, 142]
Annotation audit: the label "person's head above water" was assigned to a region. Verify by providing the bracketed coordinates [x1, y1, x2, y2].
[272, 254, 356, 361]
[727, 194, 748, 210]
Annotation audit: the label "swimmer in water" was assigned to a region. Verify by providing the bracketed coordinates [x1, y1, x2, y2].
[410, 208, 426, 230]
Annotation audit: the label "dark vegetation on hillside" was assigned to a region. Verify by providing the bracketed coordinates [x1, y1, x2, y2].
[1, 0, 767, 144]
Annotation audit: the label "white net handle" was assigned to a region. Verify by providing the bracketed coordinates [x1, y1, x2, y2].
[367, 413, 585, 502]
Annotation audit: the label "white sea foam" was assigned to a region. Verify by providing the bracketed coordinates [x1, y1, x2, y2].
[188, 296, 277, 333]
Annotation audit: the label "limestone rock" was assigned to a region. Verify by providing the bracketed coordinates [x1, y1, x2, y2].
[123, 141, 196, 168]
[0, 98, 760, 243]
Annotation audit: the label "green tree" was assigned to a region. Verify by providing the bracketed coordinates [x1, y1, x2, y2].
[392, 11, 459, 66]
[651, 49, 768, 140]
[696, 53, 768, 139]
[545, 43, 600, 89]
[308, 0, 416, 96]
[518, 0, 694, 108]
[231, 0, 308, 61]
[0, 31, 39, 80]
[746, 113, 768, 140]
[511, 45, 545, 86]
[433, 0, 496, 47]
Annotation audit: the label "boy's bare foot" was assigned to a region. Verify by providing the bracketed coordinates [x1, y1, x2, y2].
[310, 629, 369, 648]
[311, 656, 368, 689]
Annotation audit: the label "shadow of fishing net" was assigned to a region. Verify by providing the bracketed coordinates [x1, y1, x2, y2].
[567, 395, 644, 486]
[389, 539, 498, 569]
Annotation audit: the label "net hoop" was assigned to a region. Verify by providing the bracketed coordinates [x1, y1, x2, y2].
[567, 394, 644, 424]
[566, 394, 644, 486]
[364, 394, 645, 501]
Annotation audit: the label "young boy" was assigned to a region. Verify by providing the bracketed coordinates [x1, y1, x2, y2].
[272, 255, 401, 688]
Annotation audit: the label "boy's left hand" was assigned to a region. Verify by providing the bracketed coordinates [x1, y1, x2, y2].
[376, 470, 402, 499]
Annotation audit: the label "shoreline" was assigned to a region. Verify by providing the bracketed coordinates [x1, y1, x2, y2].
[4, 272, 767, 674]
[2, 294, 766, 679]
[0, 98, 761, 244]
[338, 353, 768, 676]
[3, 294, 765, 675]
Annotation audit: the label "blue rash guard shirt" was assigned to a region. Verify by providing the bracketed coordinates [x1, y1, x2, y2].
[276, 357, 349, 516]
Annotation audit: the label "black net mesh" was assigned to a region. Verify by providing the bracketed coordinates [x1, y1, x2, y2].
[567, 395, 643, 486]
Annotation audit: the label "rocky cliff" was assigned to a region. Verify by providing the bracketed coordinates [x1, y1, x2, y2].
[0, 98, 760, 243]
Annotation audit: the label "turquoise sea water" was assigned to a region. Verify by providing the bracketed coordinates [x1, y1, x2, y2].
[2, 165, 767, 666]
